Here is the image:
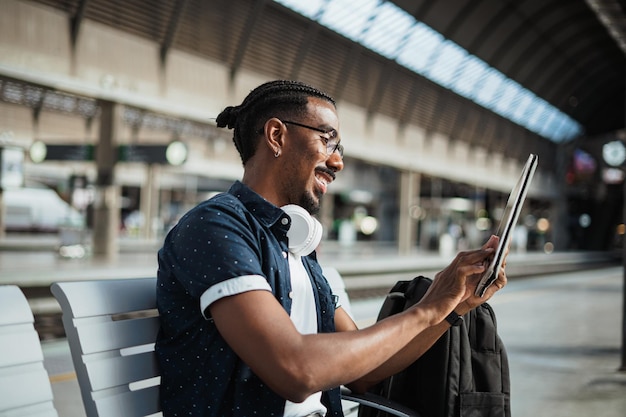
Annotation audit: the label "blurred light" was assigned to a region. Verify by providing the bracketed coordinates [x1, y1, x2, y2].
[166, 141, 188, 166]
[537, 218, 550, 233]
[524, 214, 537, 228]
[543, 242, 554, 254]
[475, 217, 491, 231]
[59, 244, 87, 259]
[359, 216, 378, 235]
[446, 197, 472, 212]
[348, 190, 373, 204]
[602, 167, 624, 184]
[617, 224, 625, 235]
[29, 140, 47, 163]
[602, 140, 626, 166]
[410, 205, 425, 220]
[573, 149, 597, 174]
[578, 214, 591, 228]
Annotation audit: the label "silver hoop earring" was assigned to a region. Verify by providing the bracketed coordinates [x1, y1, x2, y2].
[274, 150, 280, 158]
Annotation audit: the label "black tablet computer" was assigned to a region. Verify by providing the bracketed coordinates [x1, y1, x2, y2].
[475, 153, 538, 297]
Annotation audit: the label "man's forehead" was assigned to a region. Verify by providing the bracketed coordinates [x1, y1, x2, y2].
[306, 97, 339, 125]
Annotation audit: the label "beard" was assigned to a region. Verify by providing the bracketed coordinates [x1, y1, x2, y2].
[299, 189, 323, 215]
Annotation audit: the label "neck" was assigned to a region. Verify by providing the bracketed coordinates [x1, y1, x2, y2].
[241, 158, 283, 207]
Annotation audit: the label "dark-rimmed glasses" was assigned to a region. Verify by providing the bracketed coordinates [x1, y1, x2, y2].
[281, 120, 344, 158]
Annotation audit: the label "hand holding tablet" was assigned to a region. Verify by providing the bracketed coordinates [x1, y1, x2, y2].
[475, 154, 538, 297]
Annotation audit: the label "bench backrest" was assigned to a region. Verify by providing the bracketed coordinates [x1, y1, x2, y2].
[0, 285, 59, 417]
[51, 278, 160, 417]
[51, 275, 417, 417]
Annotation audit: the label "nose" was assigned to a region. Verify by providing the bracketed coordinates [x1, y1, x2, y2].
[326, 150, 344, 172]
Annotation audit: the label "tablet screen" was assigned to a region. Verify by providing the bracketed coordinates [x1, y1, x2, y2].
[475, 153, 538, 297]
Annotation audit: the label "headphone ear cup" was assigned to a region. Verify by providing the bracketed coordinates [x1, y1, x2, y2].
[281, 205, 323, 256]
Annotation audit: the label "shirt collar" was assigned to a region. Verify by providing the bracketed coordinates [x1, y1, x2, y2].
[228, 181, 285, 228]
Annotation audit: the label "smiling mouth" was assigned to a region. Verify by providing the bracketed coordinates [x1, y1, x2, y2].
[314, 169, 335, 193]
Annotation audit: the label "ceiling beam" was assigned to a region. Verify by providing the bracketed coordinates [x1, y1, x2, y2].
[70, 0, 90, 48]
[160, 0, 188, 67]
[229, 0, 269, 83]
[585, 0, 626, 54]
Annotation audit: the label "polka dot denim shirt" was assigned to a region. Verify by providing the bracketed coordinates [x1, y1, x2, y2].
[155, 181, 343, 416]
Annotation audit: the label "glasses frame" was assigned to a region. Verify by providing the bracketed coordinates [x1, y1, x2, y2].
[281, 120, 344, 158]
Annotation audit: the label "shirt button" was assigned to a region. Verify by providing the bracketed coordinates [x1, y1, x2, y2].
[281, 217, 289, 225]
[282, 251, 288, 258]
[288, 291, 293, 299]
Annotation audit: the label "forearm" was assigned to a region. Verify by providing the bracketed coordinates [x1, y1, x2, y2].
[346, 302, 472, 393]
[288, 305, 439, 398]
[346, 320, 449, 393]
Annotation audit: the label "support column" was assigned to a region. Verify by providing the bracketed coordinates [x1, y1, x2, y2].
[319, 191, 335, 241]
[398, 170, 420, 255]
[621, 168, 626, 371]
[0, 148, 5, 239]
[92, 101, 121, 259]
[553, 143, 571, 251]
[140, 164, 160, 240]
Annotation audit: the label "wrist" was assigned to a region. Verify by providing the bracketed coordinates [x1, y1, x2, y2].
[444, 310, 463, 327]
[455, 301, 471, 316]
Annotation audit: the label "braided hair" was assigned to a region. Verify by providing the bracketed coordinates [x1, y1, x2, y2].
[215, 80, 336, 165]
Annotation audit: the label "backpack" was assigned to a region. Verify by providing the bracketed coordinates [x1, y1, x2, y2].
[359, 276, 511, 417]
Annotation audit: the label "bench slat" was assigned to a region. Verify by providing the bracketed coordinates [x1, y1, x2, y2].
[0, 285, 58, 416]
[85, 350, 159, 391]
[94, 384, 162, 417]
[51, 278, 157, 318]
[76, 316, 160, 354]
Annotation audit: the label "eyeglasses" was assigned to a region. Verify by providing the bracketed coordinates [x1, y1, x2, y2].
[281, 120, 344, 158]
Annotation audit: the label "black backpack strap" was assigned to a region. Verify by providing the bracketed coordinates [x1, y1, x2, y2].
[464, 303, 512, 417]
[376, 280, 411, 321]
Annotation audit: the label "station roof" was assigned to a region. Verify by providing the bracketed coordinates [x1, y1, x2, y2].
[25, 0, 626, 163]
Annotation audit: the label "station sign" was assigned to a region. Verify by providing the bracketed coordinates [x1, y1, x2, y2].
[118, 141, 188, 165]
[29, 141, 187, 165]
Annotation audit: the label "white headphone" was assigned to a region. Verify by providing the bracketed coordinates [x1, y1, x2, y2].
[281, 204, 323, 257]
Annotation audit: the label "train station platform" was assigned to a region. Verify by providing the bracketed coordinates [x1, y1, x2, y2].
[1, 233, 624, 416]
[38, 265, 626, 417]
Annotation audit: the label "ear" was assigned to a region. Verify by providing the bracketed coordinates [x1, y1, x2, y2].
[261, 118, 285, 156]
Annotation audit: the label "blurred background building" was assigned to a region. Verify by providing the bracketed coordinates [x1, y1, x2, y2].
[0, 0, 625, 257]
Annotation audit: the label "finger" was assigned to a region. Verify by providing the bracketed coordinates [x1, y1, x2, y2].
[456, 247, 495, 269]
[481, 234, 499, 250]
[494, 266, 508, 290]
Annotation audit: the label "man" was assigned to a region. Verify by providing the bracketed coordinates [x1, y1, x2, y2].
[155, 80, 506, 417]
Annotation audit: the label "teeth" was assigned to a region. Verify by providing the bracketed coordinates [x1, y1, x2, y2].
[315, 173, 328, 185]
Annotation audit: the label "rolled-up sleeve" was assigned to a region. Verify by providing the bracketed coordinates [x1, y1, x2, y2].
[200, 275, 271, 319]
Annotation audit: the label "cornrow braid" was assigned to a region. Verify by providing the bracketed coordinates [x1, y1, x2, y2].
[215, 80, 336, 165]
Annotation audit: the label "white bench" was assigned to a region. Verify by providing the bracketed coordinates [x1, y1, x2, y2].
[51, 277, 417, 417]
[0, 285, 59, 417]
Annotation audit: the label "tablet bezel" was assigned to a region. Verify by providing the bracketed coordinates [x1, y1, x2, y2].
[475, 153, 538, 297]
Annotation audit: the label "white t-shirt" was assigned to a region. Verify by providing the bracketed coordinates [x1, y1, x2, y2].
[199, 252, 328, 416]
[283, 253, 327, 417]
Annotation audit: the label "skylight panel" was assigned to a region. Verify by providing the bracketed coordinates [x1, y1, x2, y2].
[560, 120, 580, 142]
[360, 2, 414, 58]
[426, 41, 467, 89]
[509, 90, 534, 123]
[526, 100, 550, 133]
[273, 0, 583, 142]
[538, 111, 560, 139]
[452, 56, 488, 97]
[493, 80, 521, 117]
[273, 0, 324, 18]
[320, 0, 378, 42]
[473, 69, 506, 108]
[396, 23, 443, 74]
